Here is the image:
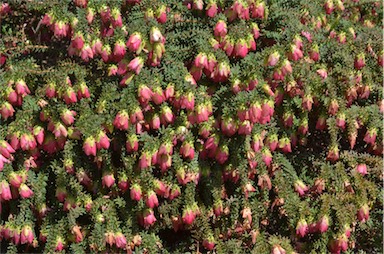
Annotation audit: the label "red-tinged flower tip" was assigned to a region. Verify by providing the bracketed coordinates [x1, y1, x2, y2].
[155, 5, 167, 23]
[45, 82, 57, 98]
[145, 190, 159, 208]
[20, 133, 37, 151]
[96, 131, 110, 150]
[354, 53, 365, 70]
[238, 120, 252, 135]
[328, 99, 339, 115]
[71, 33, 84, 50]
[283, 112, 294, 128]
[139, 151, 152, 169]
[126, 32, 142, 53]
[335, 113, 346, 129]
[113, 110, 129, 130]
[294, 180, 308, 196]
[130, 184, 142, 201]
[167, 184, 180, 200]
[206, 2, 217, 17]
[20, 225, 34, 245]
[105, 232, 115, 246]
[317, 215, 329, 233]
[0, 102, 15, 119]
[100, 44, 112, 62]
[251, 1, 265, 19]
[267, 51, 280, 66]
[149, 86, 164, 106]
[12, 228, 21, 245]
[126, 134, 139, 153]
[111, 8, 123, 27]
[9, 172, 24, 188]
[114, 232, 127, 249]
[77, 82, 90, 99]
[74, 0, 87, 7]
[214, 20, 227, 38]
[19, 183, 33, 199]
[143, 209, 157, 227]
[213, 200, 223, 216]
[15, 79, 30, 96]
[63, 87, 77, 104]
[83, 136, 97, 156]
[356, 164, 368, 176]
[262, 148, 273, 167]
[215, 144, 229, 164]
[102, 174, 115, 188]
[0, 2, 11, 16]
[70, 225, 83, 243]
[234, 39, 249, 58]
[128, 56, 144, 75]
[363, 128, 377, 145]
[221, 117, 237, 137]
[53, 20, 69, 38]
[296, 219, 308, 237]
[315, 115, 327, 130]
[271, 245, 286, 254]
[202, 237, 215, 250]
[326, 145, 339, 162]
[55, 236, 65, 251]
[288, 44, 303, 61]
[377, 50, 384, 67]
[357, 204, 370, 223]
[180, 141, 195, 160]
[324, 0, 334, 14]
[316, 68, 328, 80]
[138, 84, 153, 102]
[60, 109, 76, 126]
[0, 140, 15, 158]
[309, 44, 320, 61]
[182, 208, 196, 225]
[160, 105, 175, 124]
[0, 180, 12, 200]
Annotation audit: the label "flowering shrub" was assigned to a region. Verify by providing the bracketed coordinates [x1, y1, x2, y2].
[0, 0, 382, 253]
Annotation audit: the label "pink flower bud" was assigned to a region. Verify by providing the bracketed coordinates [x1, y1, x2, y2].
[296, 219, 308, 237]
[130, 184, 142, 201]
[55, 237, 65, 251]
[182, 208, 196, 225]
[294, 180, 308, 196]
[143, 209, 157, 227]
[21, 225, 34, 245]
[102, 174, 115, 188]
[357, 204, 369, 223]
[317, 215, 329, 233]
[113, 111, 129, 130]
[19, 183, 33, 199]
[114, 232, 127, 249]
[0, 180, 12, 200]
[356, 164, 368, 176]
[214, 20, 227, 38]
[0, 102, 15, 119]
[267, 51, 280, 66]
[83, 137, 97, 156]
[251, 2, 265, 19]
[206, 2, 217, 17]
[145, 191, 159, 208]
[126, 32, 142, 52]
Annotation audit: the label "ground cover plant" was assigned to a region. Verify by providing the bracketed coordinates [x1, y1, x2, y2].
[0, 0, 383, 253]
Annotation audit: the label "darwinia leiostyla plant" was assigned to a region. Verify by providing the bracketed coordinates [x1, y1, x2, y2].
[0, 0, 382, 253]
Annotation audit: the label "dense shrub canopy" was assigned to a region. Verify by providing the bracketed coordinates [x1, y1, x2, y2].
[0, 0, 382, 253]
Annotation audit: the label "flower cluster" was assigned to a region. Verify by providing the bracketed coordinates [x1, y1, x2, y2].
[0, 0, 382, 253]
